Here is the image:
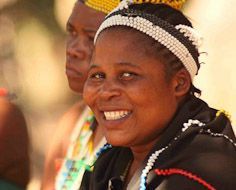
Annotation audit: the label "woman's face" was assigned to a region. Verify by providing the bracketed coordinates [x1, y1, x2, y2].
[83, 29, 181, 148]
[66, 1, 105, 93]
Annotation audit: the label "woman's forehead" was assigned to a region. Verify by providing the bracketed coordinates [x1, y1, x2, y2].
[69, 1, 105, 30]
[93, 29, 164, 69]
[96, 27, 160, 58]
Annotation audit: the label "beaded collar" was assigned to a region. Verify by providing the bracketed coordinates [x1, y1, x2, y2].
[96, 112, 236, 190]
[55, 108, 106, 190]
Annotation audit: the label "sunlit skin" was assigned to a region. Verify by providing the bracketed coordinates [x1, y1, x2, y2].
[41, 3, 106, 190]
[66, 1, 105, 93]
[83, 28, 191, 174]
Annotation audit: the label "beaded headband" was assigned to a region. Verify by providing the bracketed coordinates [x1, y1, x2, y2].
[94, 3, 202, 80]
[79, 0, 186, 14]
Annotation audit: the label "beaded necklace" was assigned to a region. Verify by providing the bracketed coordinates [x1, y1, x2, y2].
[139, 118, 236, 190]
[55, 107, 106, 190]
[96, 116, 236, 190]
[140, 119, 205, 190]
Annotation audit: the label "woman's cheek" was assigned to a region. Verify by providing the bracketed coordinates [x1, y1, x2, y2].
[83, 82, 97, 107]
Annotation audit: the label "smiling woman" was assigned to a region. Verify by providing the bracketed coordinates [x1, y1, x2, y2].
[85, 28, 182, 148]
[82, 1, 236, 190]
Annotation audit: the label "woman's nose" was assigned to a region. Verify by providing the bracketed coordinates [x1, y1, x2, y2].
[66, 46, 86, 60]
[99, 80, 121, 101]
[66, 37, 86, 60]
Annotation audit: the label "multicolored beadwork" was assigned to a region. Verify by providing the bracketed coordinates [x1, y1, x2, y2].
[216, 109, 232, 121]
[132, 0, 186, 10]
[84, 0, 120, 14]
[140, 119, 206, 190]
[55, 109, 98, 190]
[200, 129, 236, 148]
[95, 143, 112, 158]
[81, 0, 187, 14]
[155, 168, 216, 190]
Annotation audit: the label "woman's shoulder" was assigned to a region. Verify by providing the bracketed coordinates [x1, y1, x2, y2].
[172, 110, 235, 158]
[183, 111, 235, 158]
[148, 135, 236, 190]
[151, 146, 236, 190]
[149, 112, 236, 189]
[175, 137, 235, 188]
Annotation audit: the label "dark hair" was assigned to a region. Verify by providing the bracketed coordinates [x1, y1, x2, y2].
[128, 3, 201, 96]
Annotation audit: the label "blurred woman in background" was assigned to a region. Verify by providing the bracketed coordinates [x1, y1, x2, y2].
[0, 88, 30, 190]
[41, 1, 122, 190]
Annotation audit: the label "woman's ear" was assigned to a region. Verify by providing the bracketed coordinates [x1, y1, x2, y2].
[172, 68, 191, 98]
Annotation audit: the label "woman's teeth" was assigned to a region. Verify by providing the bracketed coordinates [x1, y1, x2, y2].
[104, 111, 130, 120]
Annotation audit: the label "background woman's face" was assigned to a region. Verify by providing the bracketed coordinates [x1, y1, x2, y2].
[66, 2, 105, 93]
[83, 29, 179, 148]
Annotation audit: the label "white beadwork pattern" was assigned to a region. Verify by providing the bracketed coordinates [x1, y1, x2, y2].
[94, 15, 198, 80]
[182, 119, 205, 132]
[200, 129, 236, 148]
[111, 0, 132, 13]
[176, 24, 203, 48]
[140, 145, 169, 190]
[139, 119, 205, 190]
[114, 0, 203, 49]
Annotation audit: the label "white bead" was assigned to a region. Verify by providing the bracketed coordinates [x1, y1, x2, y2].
[146, 165, 152, 170]
[147, 162, 154, 167]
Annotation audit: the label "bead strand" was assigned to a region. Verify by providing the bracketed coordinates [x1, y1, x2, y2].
[200, 129, 236, 148]
[95, 14, 198, 79]
[95, 143, 112, 158]
[140, 146, 168, 190]
[176, 24, 203, 48]
[140, 119, 205, 190]
[182, 119, 205, 132]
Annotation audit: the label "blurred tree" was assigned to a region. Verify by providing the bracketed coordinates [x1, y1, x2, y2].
[2, 0, 64, 35]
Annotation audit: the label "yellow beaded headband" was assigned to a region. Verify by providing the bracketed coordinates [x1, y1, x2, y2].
[80, 0, 187, 14]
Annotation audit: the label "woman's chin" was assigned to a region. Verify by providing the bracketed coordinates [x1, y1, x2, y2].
[67, 78, 84, 93]
[105, 135, 132, 147]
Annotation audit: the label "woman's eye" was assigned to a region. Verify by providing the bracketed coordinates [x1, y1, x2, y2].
[88, 35, 95, 42]
[67, 27, 77, 37]
[69, 30, 77, 37]
[120, 72, 136, 80]
[123, 73, 132, 77]
[89, 72, 105, 81]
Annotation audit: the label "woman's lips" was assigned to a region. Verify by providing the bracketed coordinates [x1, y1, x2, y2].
[103, 110, 131, 121]
[65, 68, 82, 78]
[97, 109, 132, 129]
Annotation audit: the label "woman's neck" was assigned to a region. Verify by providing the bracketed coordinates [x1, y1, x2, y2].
[124, 139, 158, 186]
[131, 135, 160, 162]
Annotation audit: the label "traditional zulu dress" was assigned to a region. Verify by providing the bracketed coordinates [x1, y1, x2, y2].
[80, 96, 236, 190]
[55, 107, 106, 190]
